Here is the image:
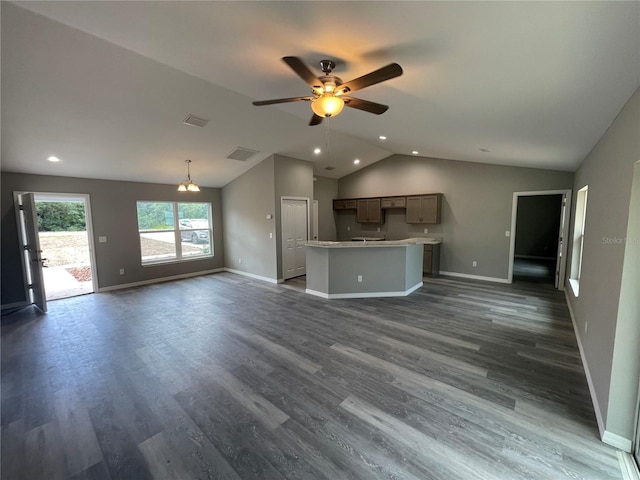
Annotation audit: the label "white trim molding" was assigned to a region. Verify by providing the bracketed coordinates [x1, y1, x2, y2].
[618, 451, 640, 480]
[306, 282, 423, 299]
[1, 300, 30, 311]
[98, 268, 225, 292]
[224, 268, 279, 284]
[603, 431, 633, 452]
[439, 271, 510, 284]
[565, 290, 605, 437]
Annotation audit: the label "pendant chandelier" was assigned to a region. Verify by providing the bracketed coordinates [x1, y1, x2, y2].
[177, 159, 200, 192]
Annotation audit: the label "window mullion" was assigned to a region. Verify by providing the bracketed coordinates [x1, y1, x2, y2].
[174, 202, 182, 259]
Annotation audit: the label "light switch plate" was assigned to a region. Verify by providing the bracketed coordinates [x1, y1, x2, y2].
[99, 236, 107, 243]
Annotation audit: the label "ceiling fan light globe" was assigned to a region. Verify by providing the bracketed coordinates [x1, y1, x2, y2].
[311, 95, 344, 118]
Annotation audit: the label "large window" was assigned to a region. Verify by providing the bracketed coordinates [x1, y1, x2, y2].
[569, 186, 588, 296]
[136, 201, 213, 264]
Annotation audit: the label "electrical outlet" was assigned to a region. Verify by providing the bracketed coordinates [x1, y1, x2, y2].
[424, 228, 428, 234]
[377, 227, 381, 232]
[357, 275, 363, 283]
[347, 225, 351, 231]
[238, 258, 242, 264]
[119, 268, 125, 275]
[472, 261, 477, 267]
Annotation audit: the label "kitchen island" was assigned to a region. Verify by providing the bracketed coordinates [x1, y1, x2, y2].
[305, 238, 440, 299]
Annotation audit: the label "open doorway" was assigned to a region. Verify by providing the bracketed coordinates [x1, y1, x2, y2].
[17, 192, 97, 301]
[508, 190, 571, 288]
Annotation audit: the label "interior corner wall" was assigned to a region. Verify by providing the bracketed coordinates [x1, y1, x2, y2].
[222, 156, 277, 281]
[313, 175, 339, 241]
[0, 172, 225, 305]
[565, 87, 640, 445]
[337, 155, 574, 280]
[273, 154, 314, 280]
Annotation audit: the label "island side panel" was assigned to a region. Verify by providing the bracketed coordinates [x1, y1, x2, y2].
[327, 246, 408, 295]
[404, 244, 424, 291]
[305, 246, 329, 294]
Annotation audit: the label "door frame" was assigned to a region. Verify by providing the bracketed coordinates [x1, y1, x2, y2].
[507, 189, 572, 289]
[280, 196, 310, 280]
[13, 191, 99, 300]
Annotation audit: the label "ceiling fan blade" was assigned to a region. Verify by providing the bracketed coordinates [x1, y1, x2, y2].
[283, 56, 321, 89]
[309, 114, 324, 126]
[252, 96, 312, 106]
[343, 97, 389, 115]
[337, 63, 403, 94]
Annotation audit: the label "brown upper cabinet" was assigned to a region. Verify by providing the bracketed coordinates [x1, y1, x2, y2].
[380, 196, 406, 209]
[333, 199, 357, 210]
[357, 198, 383, 223]
[406, 194, 442, 224]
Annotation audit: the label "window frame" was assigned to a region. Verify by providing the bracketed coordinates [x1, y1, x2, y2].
[569, 186, 588, 296]
[136, 201, 214, 266]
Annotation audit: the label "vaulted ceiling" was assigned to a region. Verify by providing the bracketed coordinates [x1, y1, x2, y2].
[2, 1, 639, 187]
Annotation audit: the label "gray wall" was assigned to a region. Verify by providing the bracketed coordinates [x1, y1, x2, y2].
[273, 154, 314, 280]
[313, 176, 339, 241]
[514, 195, 563, 258]
[337, 155, 574, 280]
[566, 87, 640, 443]
[221, 154, 313, 282]
[221, 156, 277, 280]
[1, 172, 224, 306]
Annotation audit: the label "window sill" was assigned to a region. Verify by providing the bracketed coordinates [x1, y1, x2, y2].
[569, 278, 580, 297]
[142, 255, 214, 267]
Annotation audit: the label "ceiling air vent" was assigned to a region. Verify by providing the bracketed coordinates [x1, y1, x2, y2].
[183, 114, 209, 128]
[226, 147, 259, 162]
[324, 166, 336, 171]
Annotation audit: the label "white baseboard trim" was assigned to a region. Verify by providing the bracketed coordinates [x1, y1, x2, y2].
[604, 430, 633, 452]
[223, 268, 279, 284]
[1, 300, 30, 311]
[305, 282, 423, 299]
[98, 268, 225, 292]
[618, 451, 640, 480]
[438, 271, 510, 284]
[564, 290, 606, 438]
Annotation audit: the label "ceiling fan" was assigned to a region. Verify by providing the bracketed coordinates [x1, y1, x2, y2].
[252, 56, 403, 126]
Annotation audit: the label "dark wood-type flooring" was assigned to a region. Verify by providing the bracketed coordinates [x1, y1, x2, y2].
[1, 273, 622, 479]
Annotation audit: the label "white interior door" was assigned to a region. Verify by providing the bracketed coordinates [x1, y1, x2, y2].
[18, 193, 48, 312]
[282, 198, 308, 280]
[555, 193, 569, 289]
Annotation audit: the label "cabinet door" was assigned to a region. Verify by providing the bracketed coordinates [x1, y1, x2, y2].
[406, 195, 442, 223]
[357, 199, 382, 223]
[421, 195, 440, 224]
[357, 199, 369, 222]
[381, 197, 406, 209]
[333, 200, 346, 210]
[406, 196, 423, 223]
[423, 247, 433, 274]
[367, 199, 381, 223]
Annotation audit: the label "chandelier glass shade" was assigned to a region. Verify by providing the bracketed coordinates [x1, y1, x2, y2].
[177, 159, 200, 192]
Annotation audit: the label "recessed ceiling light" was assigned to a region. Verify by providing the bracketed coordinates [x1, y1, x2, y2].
[354, 159, 360, 165]
[47, 156, 61, 162]
[313, 147, 322, 155]
[479, 148, 491, 153]
[379, 135, 387, 140]
[411, 150, 419, 155]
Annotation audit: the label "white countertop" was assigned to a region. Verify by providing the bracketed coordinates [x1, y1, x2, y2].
[306, 237, 441, 248]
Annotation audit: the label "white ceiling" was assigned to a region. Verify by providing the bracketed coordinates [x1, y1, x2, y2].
[2, 1, 639, 188]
